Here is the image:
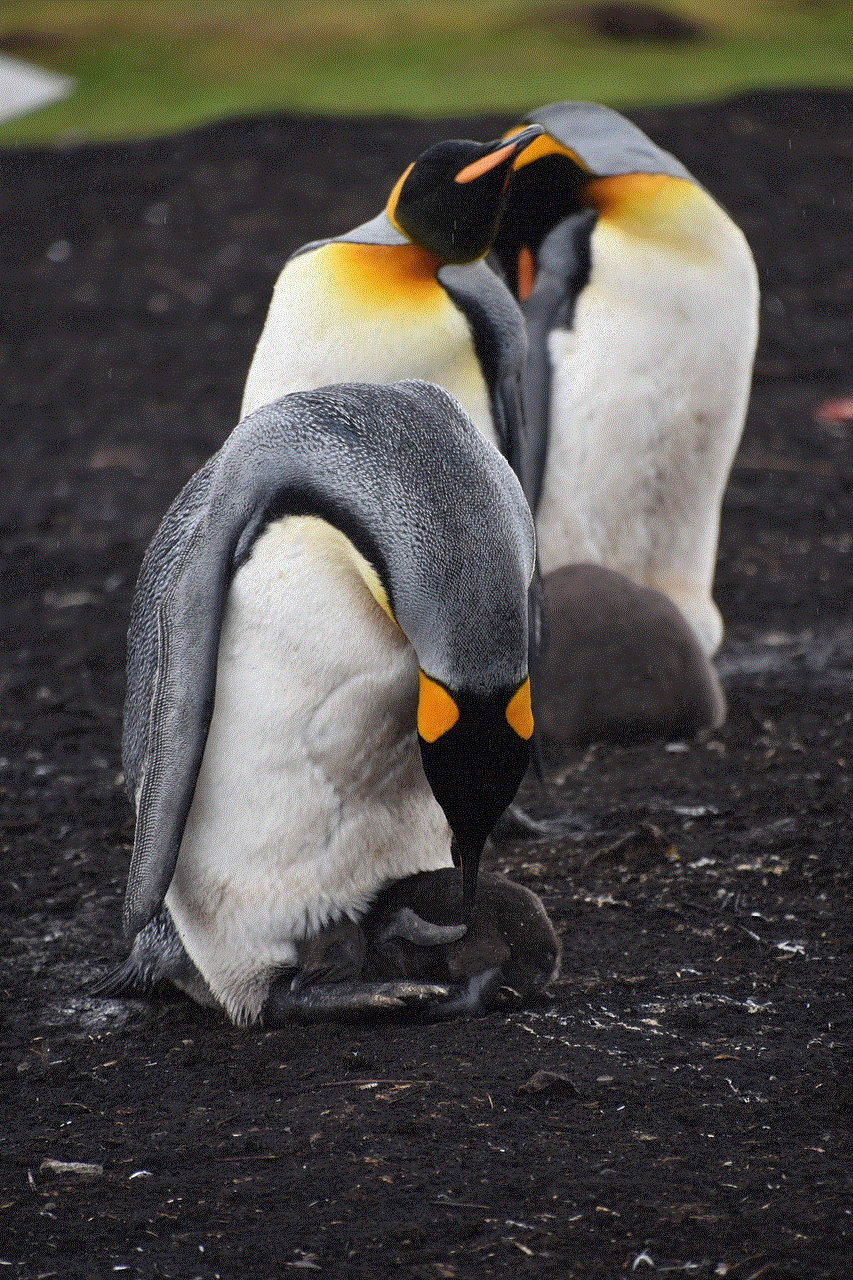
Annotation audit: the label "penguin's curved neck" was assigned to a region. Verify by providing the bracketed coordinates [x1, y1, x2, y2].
[325, 239, 442, 303]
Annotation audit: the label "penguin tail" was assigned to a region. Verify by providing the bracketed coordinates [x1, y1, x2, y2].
[88, 907, 187, 998]
[88, 954, 162, 998]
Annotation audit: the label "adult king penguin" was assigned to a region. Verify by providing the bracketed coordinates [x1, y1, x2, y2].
[491, 102, 759, 658]
[98, 382, 537, 1027]
[240, 125, 544, 483]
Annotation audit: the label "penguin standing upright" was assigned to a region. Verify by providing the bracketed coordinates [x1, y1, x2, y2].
[97, 381, 540, 1027]
[240, 126, 543, 485]
[492, 102, 759, 658]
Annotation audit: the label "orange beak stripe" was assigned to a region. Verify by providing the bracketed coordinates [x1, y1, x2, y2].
[454, 141, 520, 185]
[417, 671, 460, 743]
[505, 677, 534, 740]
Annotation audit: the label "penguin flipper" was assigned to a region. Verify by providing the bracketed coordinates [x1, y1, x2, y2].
[521, 207, 598, 515]
[122, 406, 310, 940]
[123, 508, 241, 939]
[490, 802, 555, 842]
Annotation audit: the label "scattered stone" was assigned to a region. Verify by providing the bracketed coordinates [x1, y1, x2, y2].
[39, 1160, 104, 1180]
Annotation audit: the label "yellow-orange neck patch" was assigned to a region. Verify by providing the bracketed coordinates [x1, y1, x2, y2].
[323, 241, 441, 306]
[417, 671, 460, 743]
[505, 677, 534, 740]
[583, 173, 697, 236]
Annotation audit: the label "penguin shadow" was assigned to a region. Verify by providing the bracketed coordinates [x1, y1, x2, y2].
[264, 870, 561, 1026]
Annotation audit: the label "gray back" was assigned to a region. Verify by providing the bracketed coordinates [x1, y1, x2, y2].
[122, 381, 534, 936]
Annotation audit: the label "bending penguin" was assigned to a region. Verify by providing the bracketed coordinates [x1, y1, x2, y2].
[491, 102, 759, 665]
[240, 125, 544, 484]
[94, 381, 547, 1027]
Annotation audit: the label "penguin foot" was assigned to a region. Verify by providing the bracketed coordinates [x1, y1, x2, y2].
[262, 977, 455, 1025]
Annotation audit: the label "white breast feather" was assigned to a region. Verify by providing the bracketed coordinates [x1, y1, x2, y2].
[535, 195, 758, 654]
[165, 515, 452, 1024]
[241, 248, 498, 448]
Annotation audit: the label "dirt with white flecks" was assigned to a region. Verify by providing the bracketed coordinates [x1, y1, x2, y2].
[0, 89, 851, 1279]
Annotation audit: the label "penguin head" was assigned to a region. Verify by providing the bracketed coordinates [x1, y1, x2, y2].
[492, 102, 694, 298]
[416, 675, 534, 925]
[386, 124, 544, 265]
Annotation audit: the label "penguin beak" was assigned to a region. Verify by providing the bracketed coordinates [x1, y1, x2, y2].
[457, 838, 485, 928]
[454, 123, 544, 187]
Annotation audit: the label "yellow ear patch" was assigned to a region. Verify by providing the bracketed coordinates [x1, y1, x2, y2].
[503, 129, 588, 173]
[417, 671, 460, 743]
[505, 677, 534, 740]
[386, 162, 414, 234]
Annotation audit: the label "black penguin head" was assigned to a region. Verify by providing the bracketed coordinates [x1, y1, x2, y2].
[386, 124, 544, 265]
[416, 672, 533, 925]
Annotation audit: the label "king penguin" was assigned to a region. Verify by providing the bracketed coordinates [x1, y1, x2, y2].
[491, 102, 760, 659]
[96, 381, 537, 1027]
[240, 126, 543, 484]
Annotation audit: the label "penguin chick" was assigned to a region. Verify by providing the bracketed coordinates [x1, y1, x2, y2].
[492, 101, 759, 656]
[240, 125, 543, 485]
[111, 381, 536, 1026]
[364, 868, 561, 1015]
[538, 563, 726, 747]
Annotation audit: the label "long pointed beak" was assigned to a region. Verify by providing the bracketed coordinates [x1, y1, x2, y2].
[457, 838, 485, 927]
[454, 124, 544, 185]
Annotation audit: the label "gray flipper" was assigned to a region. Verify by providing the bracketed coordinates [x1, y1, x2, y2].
[521, 207, 598, 514]
[437, 261, 528, 469]
[490, 802, 555, 842]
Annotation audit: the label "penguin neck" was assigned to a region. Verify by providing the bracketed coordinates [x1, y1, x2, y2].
[326, 238, 442, 303]
[583, 174, 735, 260]
[294, 515, 399, 631]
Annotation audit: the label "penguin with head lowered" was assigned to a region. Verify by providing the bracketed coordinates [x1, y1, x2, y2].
[240, 125, 543, 480]
[94, 381, 548, 1027]
[486, 102, 758, 745]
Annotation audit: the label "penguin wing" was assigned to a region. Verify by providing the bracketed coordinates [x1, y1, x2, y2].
[437, 261, 533, 496]
[521, 208, 598, 514]
[121, 423, 304, 940]
[121, 460, 252, 938]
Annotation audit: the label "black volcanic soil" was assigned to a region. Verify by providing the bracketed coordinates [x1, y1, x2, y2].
[1, 90, 851, 1279]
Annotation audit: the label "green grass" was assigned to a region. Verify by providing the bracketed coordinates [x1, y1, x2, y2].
[1, 1, 851, 146]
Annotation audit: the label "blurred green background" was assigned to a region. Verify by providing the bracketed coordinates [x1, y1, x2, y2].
[1, 0, 851, 146]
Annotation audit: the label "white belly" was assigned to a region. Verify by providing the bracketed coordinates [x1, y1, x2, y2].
[535, 211, 758, 654]
[165, 515, 452, 1024]
[241, 246, 499, 449]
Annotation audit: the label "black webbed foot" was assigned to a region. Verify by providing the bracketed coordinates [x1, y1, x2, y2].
[262, 914, 455, 1024]
[263, 977, 456, 1025]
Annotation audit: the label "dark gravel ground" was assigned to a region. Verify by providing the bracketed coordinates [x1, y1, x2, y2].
[1, 88, 851, 1279]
